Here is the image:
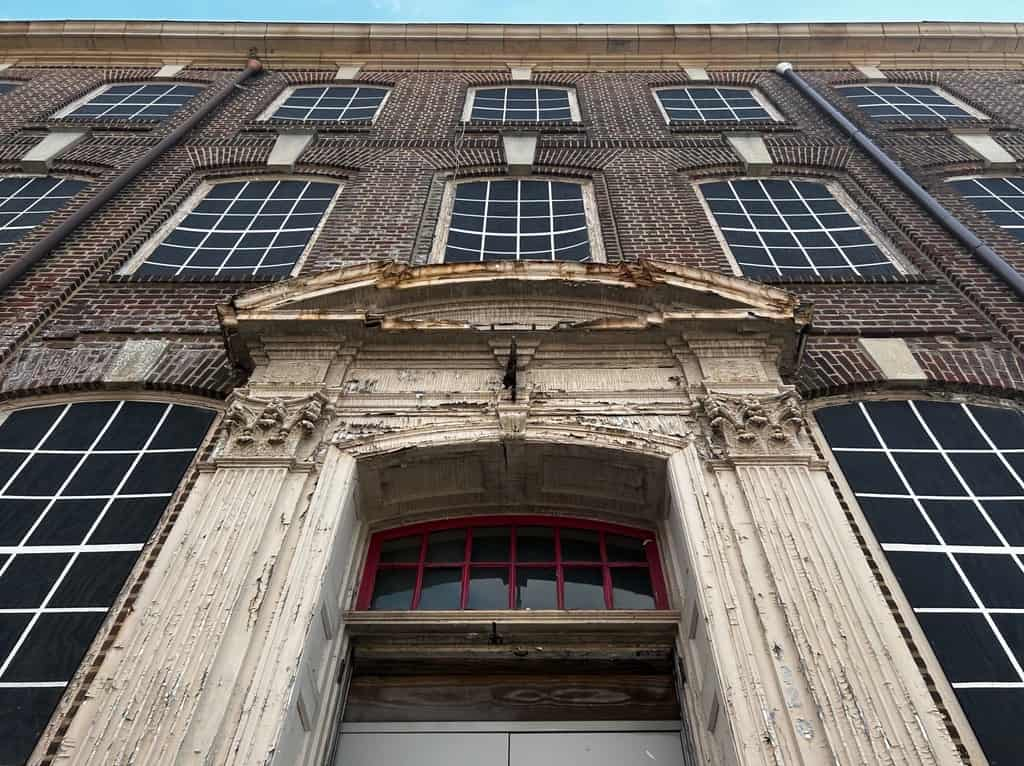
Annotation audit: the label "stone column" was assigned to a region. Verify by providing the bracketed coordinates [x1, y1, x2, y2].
[665, 391, 962, 766]
[59, 389, 358, 766]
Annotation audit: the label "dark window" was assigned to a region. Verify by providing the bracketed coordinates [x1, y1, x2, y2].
[700, 178, 900, 279]
[60, 83, 201, 121]
[837, 84, 978, 122]
[949, 177, 1024, 243]
[0, 82, 17, 97]
[469, 87, 573, 122]
[656, 87, 774, 123]
[0, 176, 86, 254]
[135, 179, 338, 278]
[444, 179, 592, 263]
[817, 400, 1024, 766]
[358, 517, 667, 611]
[269, 85, 389, 122]
[0, 400, 215, 766]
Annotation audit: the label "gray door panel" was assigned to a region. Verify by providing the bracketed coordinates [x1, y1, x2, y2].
[336, 732, 508, 766]
[509, 731, 683, 765]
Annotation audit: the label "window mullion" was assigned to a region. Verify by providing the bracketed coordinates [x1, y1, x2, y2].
[411, 534, 427, 610]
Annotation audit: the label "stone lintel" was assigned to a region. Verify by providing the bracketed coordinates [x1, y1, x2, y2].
[683, 66, 709, 81]
[508, 64, 533, 81]
[20, 128, 89, 172]
[724, 132, 772, 174]
[858, 337, 927, 381]
[950, 129, 1017, 167]
[154, 63, 186, 78]
[335, 63, 362, 80]
[853, 63, 887, 80]
[267, 129, 316, 172]
[502, 132, 538, 175]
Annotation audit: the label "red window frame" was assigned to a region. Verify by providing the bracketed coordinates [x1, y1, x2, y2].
[356, 515, 669, 611]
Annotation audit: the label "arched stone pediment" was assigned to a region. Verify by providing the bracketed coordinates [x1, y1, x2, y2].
[220, 261, 811, 376]
[226, 260, 804, 323]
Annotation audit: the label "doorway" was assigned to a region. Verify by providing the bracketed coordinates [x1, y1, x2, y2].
[333, 654, 694, 766]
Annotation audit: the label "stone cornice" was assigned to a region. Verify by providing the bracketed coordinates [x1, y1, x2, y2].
[218, 260, 811, 376]
[1, 21, 1023, 68]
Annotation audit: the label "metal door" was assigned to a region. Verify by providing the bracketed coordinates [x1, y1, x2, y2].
[334, 722, 684, 766]
[335, 732, 508, 766]
[509, 731, 684, 765]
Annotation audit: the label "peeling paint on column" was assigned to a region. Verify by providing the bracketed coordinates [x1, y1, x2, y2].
[55, 263, 960, 766]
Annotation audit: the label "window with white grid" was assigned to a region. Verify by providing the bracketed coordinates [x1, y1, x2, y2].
[949, 177, 1024, 243]
[0, 176, 86, 254]
[133, 179, 339, 278]
[56, 83, 201, 121]
[265, 85, 389, 122]
[440, 179, 594, 263]
[0, 400, 215, 766]
[654, 86, 777, 123]
[837, 84, 982, 122]
[818, 400, 1024, 766]
[467, 86, 576, 122]
[699, 178, 901, 279]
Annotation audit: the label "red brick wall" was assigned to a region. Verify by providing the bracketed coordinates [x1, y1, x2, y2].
[0, 64, 1022, 402]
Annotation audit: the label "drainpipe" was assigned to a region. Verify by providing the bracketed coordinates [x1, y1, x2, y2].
[0, 58, 263, 293]
[775, 62, 1024, 300]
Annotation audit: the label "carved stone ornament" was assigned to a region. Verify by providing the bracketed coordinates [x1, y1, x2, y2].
[497, 402, 529, 440]
[221, 390, 334, 452]
[698, 390, 807, 455]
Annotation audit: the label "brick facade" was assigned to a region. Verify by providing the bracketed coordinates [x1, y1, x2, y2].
[2, 57, 1022, 405]
[1, 23, 1023, 766]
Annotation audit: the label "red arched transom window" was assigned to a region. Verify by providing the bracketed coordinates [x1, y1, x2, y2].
[357, 516, 668, 611]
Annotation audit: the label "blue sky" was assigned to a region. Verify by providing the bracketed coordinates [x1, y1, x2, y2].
[2, 0, 1020, 24]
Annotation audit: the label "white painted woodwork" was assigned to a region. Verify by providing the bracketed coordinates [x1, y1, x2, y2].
[666, 445, 963, 765]
[57, 462, 316, 764]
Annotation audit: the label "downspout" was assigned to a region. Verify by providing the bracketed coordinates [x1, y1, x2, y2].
[775, 62, 1024, 300]
[0, 57, 263, 294]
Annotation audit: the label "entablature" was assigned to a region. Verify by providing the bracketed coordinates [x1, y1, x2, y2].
[219, 260, 811, 391]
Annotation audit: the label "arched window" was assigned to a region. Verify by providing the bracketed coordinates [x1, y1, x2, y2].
[0, 399, 216, 765]
[52, 82, 202, 121]
[698, 177, 903, 279]
[357, 517, 668, 611]
[0, 175, 87, 254]
[653, 86, 782, 124]
[817, 399, 1024, 765]
[259, 84, 391, 123]
[463, 85, 580, 123]
[836, 84, 987, 122]
[949, 176, 1024, 242]
[433, 178, 603, 263]
[122, 176, 342, 279]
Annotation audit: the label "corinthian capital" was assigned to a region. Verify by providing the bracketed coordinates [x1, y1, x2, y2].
[698, 390, 807, 456]
[219, 390, 334, 456]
